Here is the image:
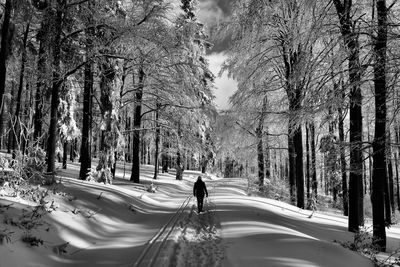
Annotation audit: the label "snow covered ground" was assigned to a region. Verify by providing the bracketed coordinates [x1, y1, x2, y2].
[0, 162, 399, 266]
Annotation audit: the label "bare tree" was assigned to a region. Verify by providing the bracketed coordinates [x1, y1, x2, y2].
[333, 0, 364, 232]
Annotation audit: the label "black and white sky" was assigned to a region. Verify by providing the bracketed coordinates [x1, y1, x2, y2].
[197, 0, 232, 53]
[197, 0, 236, 110]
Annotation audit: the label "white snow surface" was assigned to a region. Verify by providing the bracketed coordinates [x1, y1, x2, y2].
[0, 162, 398, 267]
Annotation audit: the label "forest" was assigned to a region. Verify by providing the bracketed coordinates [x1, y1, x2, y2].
[0, 1, 217, 183]
[0, 0, 399, 260]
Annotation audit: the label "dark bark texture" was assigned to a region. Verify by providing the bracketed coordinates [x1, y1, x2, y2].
[371, 0, 387, 251]
[96, 57, 116, 184]
[0, 0, 12, 139]
[306, 123, 311, 204]
[130, 67, 145, 183]
[333, 0, 364, 232]
[46, 2, 64, 173]
[79, 45, 93, 180]
[12, 22, 30, 157]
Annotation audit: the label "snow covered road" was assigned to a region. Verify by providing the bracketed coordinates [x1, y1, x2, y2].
[0, 164, 388, 266]
[204, 178, 375, 267]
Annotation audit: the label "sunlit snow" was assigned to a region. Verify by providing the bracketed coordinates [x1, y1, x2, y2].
[0, 163, 398, 266]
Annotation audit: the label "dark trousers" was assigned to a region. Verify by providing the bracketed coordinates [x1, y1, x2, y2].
[196, 195, 204, 212]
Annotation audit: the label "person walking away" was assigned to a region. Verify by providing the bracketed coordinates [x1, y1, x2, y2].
[193, 176, 208, 213]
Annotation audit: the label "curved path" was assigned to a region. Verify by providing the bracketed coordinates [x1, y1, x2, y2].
[54, 164, 375, 267]
[203, 178, 374, 267]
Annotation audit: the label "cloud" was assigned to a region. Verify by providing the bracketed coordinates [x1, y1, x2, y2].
[197, 0, 234, 53]
[197, 0, 227, 29]
[207, 52, 238, 110]
[197, 1, 237, 110]
[199, 0, 233, 16]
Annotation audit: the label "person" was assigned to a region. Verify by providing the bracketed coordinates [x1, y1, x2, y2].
[193, 176, 208, 213]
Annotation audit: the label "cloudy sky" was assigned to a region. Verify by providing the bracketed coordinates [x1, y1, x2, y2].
[197, 0, 237, 110]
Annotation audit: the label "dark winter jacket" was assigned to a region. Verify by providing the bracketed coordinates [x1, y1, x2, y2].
[193, 179, 208, 198]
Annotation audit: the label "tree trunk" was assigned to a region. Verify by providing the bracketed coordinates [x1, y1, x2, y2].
[324, 153, 329, 196]
[201, 155, 207, 174]
[395, 146, 400, 212]
[310, 121, 317, 198]
[257, 95, 268, 189]
[111, 151, 117, 178]
[371, 0, 387, 251]
[333, 0, 364, 232]
[265, 140, 271, 181]
[294, 124, 304, 208]
[62, 141, 67, 169]
[306, 123, 311, 206]
[96, 56, 117, 184]
[328, 103, 338, 202]
[12, 22, 30, 158]
[283, 42, 304, 208]
[395, 124, 400, 212]
[141, 136, 145, 165]
[70, 139, 74, 161]
[338, 88, 348, 216]
[130, 67, 145, 183]
[21, 81, 31, 153]
[162, 154, 166, 173]
[7, 82, 15, 154]
[176, 122, 183, 180]
[367, 118, 373, 195]
[125, 114, 131, 162]
[288, 135, 295, 204]
[147, 144, 151, 165]
[264, 121, 271, 183]
[384, 173, 391, 225]
[387, 131, 395, 214]
[46, 3, 63, 174]
[34, 39, 45, 144]
[176, 151, 183, 180]
[153, 102, 160, 180]
[70, 138, 76, 162]
[79, 48, 93, 180]
[162, 134, 169, 173]
[364, 155, 368, 194]
[0, 0, 12, 137]
[287, 89, 305, 209]
[274, 151, 277, 180]
[256, 126, 264, 189]
[349, 60, 364, 232]
[320, 160, 324, 191]
[284, 157, 288, 181]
